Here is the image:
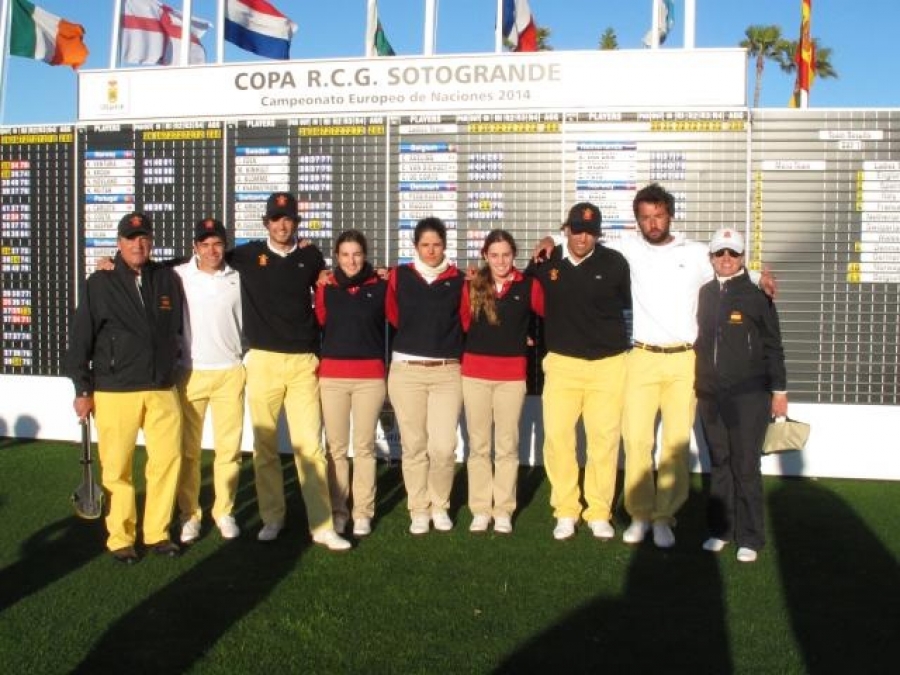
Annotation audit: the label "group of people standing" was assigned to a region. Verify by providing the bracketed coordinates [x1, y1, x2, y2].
[66, 183, 787, 566]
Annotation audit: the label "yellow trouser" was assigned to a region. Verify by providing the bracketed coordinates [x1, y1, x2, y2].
[177, 365, 246, 524]
[93, 389, 182, 551]
[463, 376, 526, 519]
[387, 361, 462, 517]
[245, 350, 332, 534]
[541, 352, 625, 521]
[320, 377, 386, 521]
[621, 348, 696, 524]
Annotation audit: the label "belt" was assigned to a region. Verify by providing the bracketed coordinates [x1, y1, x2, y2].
[633, 341, 693, 354]
[400, 359, 460, 367]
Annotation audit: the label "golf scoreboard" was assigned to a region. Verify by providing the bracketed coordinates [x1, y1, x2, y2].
[1, 104, 898, 405]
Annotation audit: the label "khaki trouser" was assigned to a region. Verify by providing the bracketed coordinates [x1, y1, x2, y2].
[621, 348, 696, 524]
[244, 349, 333, 534]
[541, 352, 626, 522]
[320, 376, 386, 521]
[387, 361, 462, 517]
[93, 388, 182, 551]
[177, 365, 246, 524]
[462, 376, 526, 519]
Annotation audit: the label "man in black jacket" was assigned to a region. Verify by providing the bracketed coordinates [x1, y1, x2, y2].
[229, 192, 350, 551]
[66, 212, 184, 563]
[528, 203, 632, 541]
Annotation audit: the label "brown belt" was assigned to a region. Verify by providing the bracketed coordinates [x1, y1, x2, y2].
[633, 341, 693, 354]
[400, 359, 460, 367]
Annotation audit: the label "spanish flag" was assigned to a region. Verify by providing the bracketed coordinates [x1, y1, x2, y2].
[790, 0, 814, 108]
[9, 0, 88, 69]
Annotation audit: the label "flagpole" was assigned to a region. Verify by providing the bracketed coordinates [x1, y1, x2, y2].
[494, 0, 503, 53]
[684, 0, 696, 48]
[110, 0, 123, 68]
[650, 0, 661, 49]
[366, 0, 376, 57]
[0, 0, 12, 123]
[423, 0, 436, 55]
[217, 0, 225, 64]
[181, 0, 195, 65]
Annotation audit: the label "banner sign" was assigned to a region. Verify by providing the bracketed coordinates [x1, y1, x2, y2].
[78, 49, 747, 121]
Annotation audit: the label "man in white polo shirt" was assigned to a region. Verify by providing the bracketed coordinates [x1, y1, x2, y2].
[175, 218, 246, 543]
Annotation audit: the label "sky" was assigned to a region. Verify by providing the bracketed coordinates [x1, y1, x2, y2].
[2, 0, 897, 125]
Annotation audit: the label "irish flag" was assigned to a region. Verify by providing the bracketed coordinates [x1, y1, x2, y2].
[9, 0, 88, 69]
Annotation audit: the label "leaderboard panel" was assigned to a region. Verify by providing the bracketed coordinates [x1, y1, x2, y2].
[562, 111, 750, 243]
[225, 118, 389, 265]
[77, 122, 224, 276]
[0, 125, 75, 376]
[389, 113, 564, 266]
[753, 110, 900, 405]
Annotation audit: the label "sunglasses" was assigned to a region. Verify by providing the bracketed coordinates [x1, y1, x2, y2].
[713, 249, 742, 258]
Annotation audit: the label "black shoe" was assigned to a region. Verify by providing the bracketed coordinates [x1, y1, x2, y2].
[110, 546, 140, 564]
[150, 539, 181, 557]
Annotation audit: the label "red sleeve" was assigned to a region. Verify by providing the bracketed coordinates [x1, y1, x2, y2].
[385, 267, 399, 328]
[314, 283, 327, 326]
[531, 277, 545, 317]
[460, 281, 472, 332]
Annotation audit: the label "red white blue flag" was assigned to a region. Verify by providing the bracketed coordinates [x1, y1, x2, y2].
[224, 0, 297, 60]
[502, 0, 537, 52]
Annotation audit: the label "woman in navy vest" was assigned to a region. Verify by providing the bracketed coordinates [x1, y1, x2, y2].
[386, 217, 465, 535]
[315, 230, 387, 538]
[461, 230, 544, 534]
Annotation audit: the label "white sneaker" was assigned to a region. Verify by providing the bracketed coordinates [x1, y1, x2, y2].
[736, 547, 758, 563]
[493, 516, 513, 534]
[312, 528, 352, 552]
[653, 523, 676, 549]
[180, 519, 201, 544]
[431, 510, 453, 532]
[352, 518, 372, 537]
[702, 537, 728, 553]
[257, 521, 283, 542]
[469, 514, 491, 533]
[588, 520, 615, 540]
[553, 517, 577, 540]
[332, 514, 348, 534]
[216, 515, 240, 540]
[409, 514, 430, 535]
[622, 519, 650, 544]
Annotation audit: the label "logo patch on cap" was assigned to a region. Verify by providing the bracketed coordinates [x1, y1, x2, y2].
[582, 208, 594, 221]
[130, 216, 143, 228]
[203, 219, 215, 230]
[276, 195, 288, 206]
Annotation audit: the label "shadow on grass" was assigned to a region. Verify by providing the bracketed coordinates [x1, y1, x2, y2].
[494, 487, 732, 673]
[72, 456, 312, 674]
[516, 466, 545, 517]
[373, 461, 406, 530]
[770, 476, 900, 672]
[0, 516, 105, 611]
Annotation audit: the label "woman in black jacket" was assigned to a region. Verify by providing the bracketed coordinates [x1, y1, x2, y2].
[694, 228, 788, 563]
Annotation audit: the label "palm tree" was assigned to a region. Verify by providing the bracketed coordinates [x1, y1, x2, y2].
[536, 26, 553, 51]
[740, 25, 791, 108]
[599, 27, 619, 50]
[778, 37, 838, 104]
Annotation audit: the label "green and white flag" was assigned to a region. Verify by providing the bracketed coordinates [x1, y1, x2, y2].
[365, 0, 395, 57]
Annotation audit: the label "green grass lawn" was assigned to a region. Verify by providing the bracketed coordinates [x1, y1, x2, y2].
[1, 438, 898, 674]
